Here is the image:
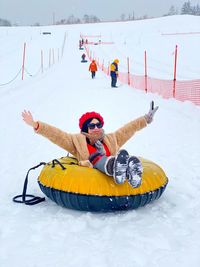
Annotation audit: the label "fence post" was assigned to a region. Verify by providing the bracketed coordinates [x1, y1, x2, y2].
[61, 32, 67, 58]
[41, 50, 43, 73]
[21, 42, 26, 80]
[52, 48, 55, 65]
[173, 45, 178, 98]
[102, 59, 104, 71]
[49, 48, 51, 68]
[127, 57, 130, 85]
[58, 48, 60, 62]
[144, 50, 147, 93]
[107, 62, 110, 76]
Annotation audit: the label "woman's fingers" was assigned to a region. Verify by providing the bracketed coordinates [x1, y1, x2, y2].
[21, 110, 34, 125]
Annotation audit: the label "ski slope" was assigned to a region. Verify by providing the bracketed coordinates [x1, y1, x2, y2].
[0, 15, 200, 267]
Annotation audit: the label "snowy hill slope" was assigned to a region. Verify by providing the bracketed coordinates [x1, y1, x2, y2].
[0, 15, 200, 267]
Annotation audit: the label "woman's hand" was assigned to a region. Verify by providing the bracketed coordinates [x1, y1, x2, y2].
[145, 101, 159, 124]
[22, 110, 37, 128]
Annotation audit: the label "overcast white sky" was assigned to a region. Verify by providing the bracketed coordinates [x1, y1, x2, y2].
[0, 0, 200, 25]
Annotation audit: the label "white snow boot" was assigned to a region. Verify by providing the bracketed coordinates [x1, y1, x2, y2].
[113, 149, 129, 184]
[126, 156, 143, 188]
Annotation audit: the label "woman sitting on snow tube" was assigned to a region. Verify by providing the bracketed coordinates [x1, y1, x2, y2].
[17, 102, 167, 212]
[22, 101, 158, 189]
[22, 102, 159, 188]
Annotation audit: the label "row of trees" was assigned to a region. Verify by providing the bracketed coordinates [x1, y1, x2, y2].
[0, 14, 100, 26]
[166, 1, 200, 16]
[0, 18, 11, 26]
[55, 14, 100, 25]
[181, 1, 200, 15]
[120, 1, 200, 21]
[52, 1, 200, 25]
[0, 1, 200, 26]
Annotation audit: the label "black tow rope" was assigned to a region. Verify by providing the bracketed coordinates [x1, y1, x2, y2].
[13, 162, 46, 205]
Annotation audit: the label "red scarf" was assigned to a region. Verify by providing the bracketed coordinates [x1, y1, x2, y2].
[82, 130, 111, 156]
[87, 143, 111, 156]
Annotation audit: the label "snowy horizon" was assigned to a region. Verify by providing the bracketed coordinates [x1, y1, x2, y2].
[1, 15, 200, 267]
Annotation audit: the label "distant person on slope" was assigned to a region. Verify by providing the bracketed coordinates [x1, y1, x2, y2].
[79, 40, 83, 50]
[21, 101, 158, 188]
[81, 53, 87, 62]
[110, 59, 119, 88]
[89, 59, 98, 79]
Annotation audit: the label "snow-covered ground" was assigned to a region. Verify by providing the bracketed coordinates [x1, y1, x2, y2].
[0, 15, 200, 267]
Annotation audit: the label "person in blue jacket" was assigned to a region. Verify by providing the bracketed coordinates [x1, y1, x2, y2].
[110, 59, 119, 87]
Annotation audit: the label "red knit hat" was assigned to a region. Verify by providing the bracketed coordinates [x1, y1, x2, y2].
[79, 112, 104, 129]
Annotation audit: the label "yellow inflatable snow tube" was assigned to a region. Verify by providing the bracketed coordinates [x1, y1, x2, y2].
[38, 156, 168, 212]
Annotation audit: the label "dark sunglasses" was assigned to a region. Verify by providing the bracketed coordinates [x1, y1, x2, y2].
[88, 122, 103, 130]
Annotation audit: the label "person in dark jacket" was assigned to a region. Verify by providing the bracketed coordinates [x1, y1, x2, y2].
[81, 53, 87, 62]
[110, 59, 119, 87]
[79, 40, 83, 50]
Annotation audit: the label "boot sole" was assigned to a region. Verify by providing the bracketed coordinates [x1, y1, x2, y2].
[113, 149, 129, 184]
[127, 156, 143, 188]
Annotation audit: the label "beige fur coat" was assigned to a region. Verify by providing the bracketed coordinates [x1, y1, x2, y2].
[35, 116, 147, 167]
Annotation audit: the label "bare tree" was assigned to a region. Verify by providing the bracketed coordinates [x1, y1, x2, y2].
[120, 14, 126, 21]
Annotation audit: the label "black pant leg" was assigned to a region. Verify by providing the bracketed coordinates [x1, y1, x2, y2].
[111, 76, 117, 87]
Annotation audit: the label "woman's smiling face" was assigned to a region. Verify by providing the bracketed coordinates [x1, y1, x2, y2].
[88, 118, 102, 134]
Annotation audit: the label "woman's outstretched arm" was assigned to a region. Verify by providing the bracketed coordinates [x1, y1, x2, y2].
[21, 109, 78, 156]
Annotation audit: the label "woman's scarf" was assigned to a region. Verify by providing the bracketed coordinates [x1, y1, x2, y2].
[81, 129, 105, 145]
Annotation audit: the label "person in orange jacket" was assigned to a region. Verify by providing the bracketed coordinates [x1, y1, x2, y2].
[89, 59, 98, 79]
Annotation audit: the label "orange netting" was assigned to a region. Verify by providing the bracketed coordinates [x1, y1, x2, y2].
[84, 45, 200, 106]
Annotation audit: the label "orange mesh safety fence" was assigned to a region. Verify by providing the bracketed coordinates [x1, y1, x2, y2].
[85, 46, 200, 106]
[175, 80, 200, 105]
[81, 35, 101, 38]
[146, 77, 174, 99]
[85, 42, 114, 45]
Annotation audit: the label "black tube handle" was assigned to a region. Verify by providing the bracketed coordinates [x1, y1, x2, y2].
[13, 162, 46, 205]
[51, 159, 66, 170]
